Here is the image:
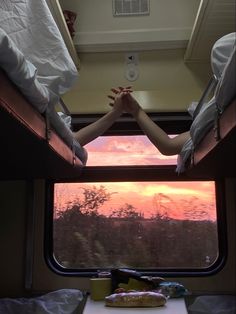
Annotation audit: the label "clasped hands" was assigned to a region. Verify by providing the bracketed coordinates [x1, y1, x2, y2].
[107, 86, 140, 117]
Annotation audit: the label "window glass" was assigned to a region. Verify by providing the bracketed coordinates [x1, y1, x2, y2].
[84, 135, 177, 166]
[51, 135, 219, 272]
[53, 181, 217, 270]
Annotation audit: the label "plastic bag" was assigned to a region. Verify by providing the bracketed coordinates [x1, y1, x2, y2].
[188, 295, 236, 314]
[0, 289, 83, 314]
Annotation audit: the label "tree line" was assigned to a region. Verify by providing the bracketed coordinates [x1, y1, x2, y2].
[53, 186, 218, 269]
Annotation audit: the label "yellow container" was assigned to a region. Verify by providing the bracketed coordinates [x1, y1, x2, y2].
[90, 278, 112, 301]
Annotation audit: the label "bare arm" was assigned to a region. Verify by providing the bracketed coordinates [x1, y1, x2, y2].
[133, 106, 190, 155]
[109, 90, 190, 155]
[73, 93, 125, 146]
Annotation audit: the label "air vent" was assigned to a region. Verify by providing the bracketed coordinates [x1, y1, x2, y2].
[113, 0, 150, 16]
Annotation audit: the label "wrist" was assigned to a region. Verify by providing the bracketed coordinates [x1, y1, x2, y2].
[110, 105, 123, 118]
[132, 106, 142, 119]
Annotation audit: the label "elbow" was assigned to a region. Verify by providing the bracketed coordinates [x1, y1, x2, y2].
[155, 138, 186, 156]
[158, 148, 180, 156]
[156, 143, 182, 156]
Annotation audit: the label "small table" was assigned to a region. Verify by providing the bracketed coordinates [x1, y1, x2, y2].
[83, 297, 188, 314]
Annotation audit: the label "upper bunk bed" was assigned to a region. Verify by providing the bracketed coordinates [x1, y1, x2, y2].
[178, 33, 236, 179]
[0, 68, 84, 180]
[0, 0, 86, 180]
[186, 97, 236, 178]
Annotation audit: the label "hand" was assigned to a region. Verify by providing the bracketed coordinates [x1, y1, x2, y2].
[107, 86, 141, 117]
[107, 86, 133, 114]
[107, 86, 132, 106]
[122, 93, 141, 117]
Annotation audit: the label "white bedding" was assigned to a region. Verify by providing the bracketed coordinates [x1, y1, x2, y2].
[215, 45, 236, 112]
[0, 0, 88, 165]
[0, 0, 78, 107]
[176, 96, 217, 174]
[0, 28, 50, 113]
[177, 32, 236, 173]
[50, 109, 88, 165]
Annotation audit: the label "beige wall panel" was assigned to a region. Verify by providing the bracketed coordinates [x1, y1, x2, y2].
[0, 176, 235, 297]
[68, 0, 200, 32]
[0, 181, 28, 297]
[32, 180, 89, 293]
[62, 49, 211, 113]
[31, 179, 235, 295]
[59, 0, 200, 51]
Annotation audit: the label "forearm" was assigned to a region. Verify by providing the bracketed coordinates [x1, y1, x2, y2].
[73, 108, 122, 146]
[134, 108, 189, 155]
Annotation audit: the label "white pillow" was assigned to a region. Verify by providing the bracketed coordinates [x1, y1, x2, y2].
[0, 28, 50, 113]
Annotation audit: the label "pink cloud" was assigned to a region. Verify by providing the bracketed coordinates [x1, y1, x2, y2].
[85, 135, 177, 166]
[54, 181, 216, 221]
[54, 137, 216, 221]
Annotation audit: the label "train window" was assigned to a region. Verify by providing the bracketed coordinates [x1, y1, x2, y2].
[84, 135, 177, 166]
[46, 133, 226, 276]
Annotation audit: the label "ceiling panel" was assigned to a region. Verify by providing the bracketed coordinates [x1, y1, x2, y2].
[185, 0, 236, 62]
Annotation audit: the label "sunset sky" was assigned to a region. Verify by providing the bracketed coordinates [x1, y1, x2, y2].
[54, 136, 216, 221]
[85, 135, 177, 166]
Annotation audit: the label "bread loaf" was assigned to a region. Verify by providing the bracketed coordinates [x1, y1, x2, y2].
[105, 291, 167, 307]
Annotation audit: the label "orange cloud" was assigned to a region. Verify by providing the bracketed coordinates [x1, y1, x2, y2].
[54, 181, 216, 221]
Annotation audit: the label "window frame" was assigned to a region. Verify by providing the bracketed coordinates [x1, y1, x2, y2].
[44, 113, 228, 278]
[71, 111, 192, 136]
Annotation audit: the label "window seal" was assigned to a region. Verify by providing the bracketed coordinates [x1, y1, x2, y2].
[71, 112, 192, 135]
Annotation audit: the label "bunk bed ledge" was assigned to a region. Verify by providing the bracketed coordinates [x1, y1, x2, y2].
[0, 69, 84, 180]
[186, 98, 236, 178]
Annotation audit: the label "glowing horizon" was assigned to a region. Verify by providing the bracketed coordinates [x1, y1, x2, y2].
[54, 181, 216, 221]
[84, 135, 177, 166]
[54, 136, 216, 221]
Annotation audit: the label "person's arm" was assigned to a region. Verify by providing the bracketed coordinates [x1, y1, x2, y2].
[109, 90, 190, 155]
[73, 93, 125, 146]
[133, 104, 190, 155]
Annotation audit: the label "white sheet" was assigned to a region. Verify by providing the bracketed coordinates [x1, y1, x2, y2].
[0, 0, 78, 107]
[190, 33, 236, 149]
[211, 33, 236, 80]
[176, 33, 236, 173]
[0, 28, 50, 113]
[50, 109, 88, 165]
[215, 45, 236, 112]
[0, 1, 88, 165]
